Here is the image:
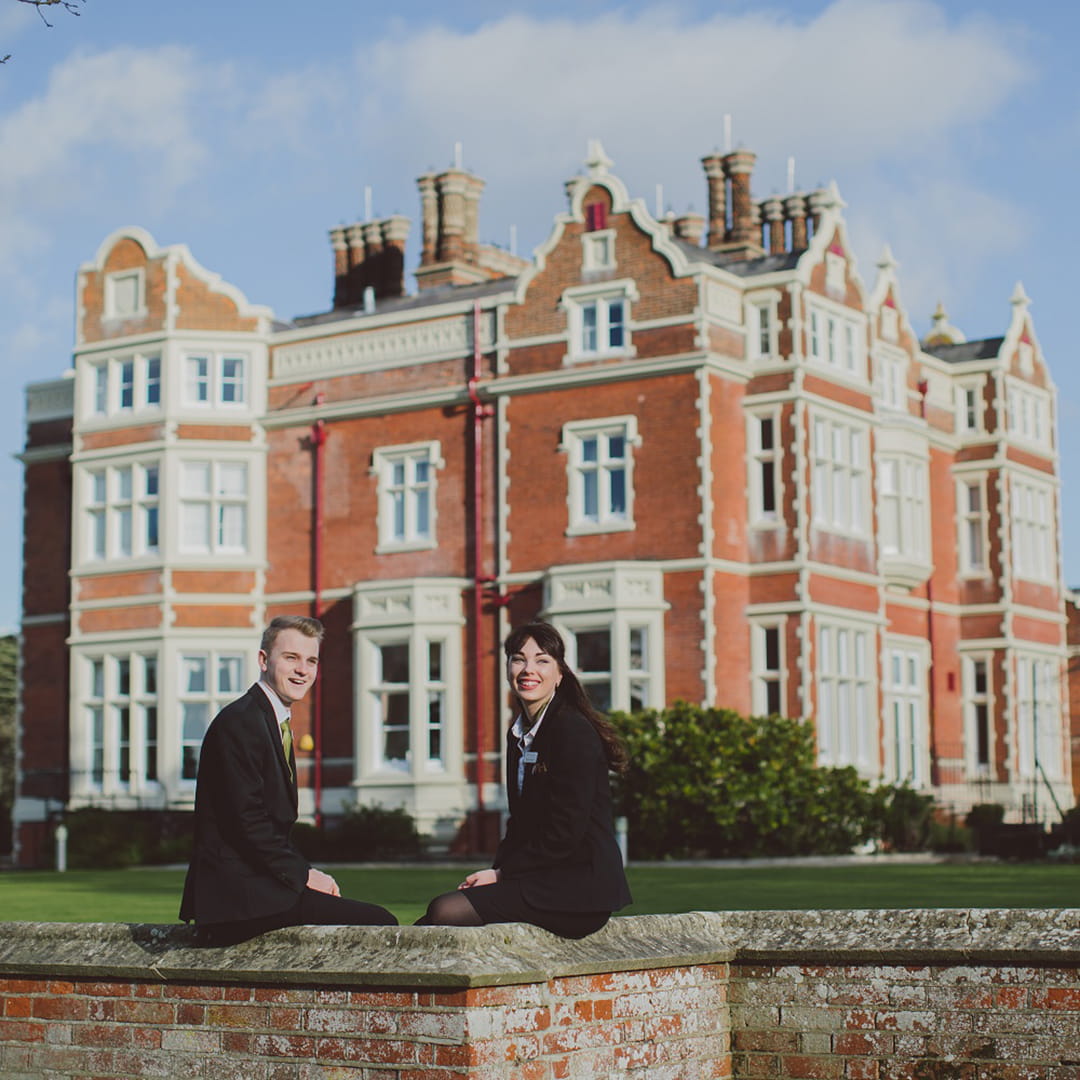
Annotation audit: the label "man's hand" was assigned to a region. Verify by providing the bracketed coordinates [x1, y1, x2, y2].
[458, 868, 500, 890]
[307, 868, 341, 896]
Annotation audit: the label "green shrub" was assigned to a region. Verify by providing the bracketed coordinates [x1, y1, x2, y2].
[293, 803, 422, 862]
[61, 809, 193, 869]
[877, 784, 935, 852]
[611, 703, 882, 859]
[929, 816, 974, 854]
[965, 802, 1006, 855]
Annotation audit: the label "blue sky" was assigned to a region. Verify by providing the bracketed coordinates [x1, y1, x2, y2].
[2, 0, 1078, 630]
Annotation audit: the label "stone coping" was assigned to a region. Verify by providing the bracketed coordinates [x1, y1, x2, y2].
[0, 910, 1076, 989]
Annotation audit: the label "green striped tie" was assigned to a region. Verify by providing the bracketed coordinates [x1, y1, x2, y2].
[280, 718, 294, 780]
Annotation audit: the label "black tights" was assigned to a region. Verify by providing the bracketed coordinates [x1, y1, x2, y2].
[415, 890, 483, 926]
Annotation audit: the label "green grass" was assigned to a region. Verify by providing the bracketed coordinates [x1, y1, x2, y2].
[1, 862, 1077, 926]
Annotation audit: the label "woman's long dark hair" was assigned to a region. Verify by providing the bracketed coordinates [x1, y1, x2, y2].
[503, 621, 628, 773]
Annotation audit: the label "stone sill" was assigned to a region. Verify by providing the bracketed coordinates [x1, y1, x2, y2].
[0, 909, 1077, 989]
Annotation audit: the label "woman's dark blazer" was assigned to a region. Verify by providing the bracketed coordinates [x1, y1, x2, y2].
[492, 693, 632, 913]
[179, 684, 309, 926]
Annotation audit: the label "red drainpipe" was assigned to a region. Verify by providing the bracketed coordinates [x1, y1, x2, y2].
[917, 377, 939, 785]
[311, 393, 327, 826]
[468, 302, 491, 841]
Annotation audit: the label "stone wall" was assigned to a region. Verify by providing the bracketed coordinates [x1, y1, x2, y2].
[0, 910, 1076, 1079]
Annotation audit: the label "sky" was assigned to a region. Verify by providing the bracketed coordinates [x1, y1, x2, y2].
[2, 0, 1079, 631]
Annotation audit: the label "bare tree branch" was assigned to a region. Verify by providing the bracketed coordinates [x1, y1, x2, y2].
[17, 0, 85, 29]
[3, 0, 84, 63]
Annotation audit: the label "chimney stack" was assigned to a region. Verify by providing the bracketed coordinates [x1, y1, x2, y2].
[415, 164, 492, 290]
[701, 152, 727, 250]
[673, 212, 706, 247]
[330, 214, 410, 310]
[785, 193, 809, 251]
[762, 196, 785, 254]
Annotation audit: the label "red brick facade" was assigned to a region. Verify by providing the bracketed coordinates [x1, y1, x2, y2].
[14, 145, 1075, 864]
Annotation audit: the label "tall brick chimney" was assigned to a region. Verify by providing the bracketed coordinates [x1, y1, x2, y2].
[701, 152, 727, 250]
[415, 166, 489, 290]
[722, 150, 762, 259]
[329, 214, 410, 309]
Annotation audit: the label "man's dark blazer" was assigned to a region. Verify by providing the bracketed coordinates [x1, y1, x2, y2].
[179, 684, 310, 926]
[493, 692, 632, 913]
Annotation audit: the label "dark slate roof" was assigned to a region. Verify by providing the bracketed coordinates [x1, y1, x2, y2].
[923, 337, 1004, 363]
[666, 235, 805, 276]
[287, 276, 519, 329]
[713, 250, 805, 276]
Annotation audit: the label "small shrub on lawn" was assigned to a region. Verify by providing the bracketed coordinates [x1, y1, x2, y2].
[62, 809, 192, 869]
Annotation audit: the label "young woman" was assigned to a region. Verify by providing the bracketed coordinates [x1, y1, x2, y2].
[417, 621, 632, 938]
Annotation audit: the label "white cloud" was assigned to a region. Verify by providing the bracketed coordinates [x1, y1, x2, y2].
[356, 0, 1029, 201]
[0, 45, 209, 273]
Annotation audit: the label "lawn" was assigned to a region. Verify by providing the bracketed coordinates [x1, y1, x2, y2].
[1, 862, 1077, 926]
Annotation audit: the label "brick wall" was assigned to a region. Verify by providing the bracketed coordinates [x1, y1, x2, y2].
[0, 911, 1075, 1079]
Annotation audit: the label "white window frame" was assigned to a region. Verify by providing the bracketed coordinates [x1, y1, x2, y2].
[561, 280, 639, 363]
[962, 653, 993, 778]
[73, 650, 160, 798]
[811, 412, 870, 536]
[544, 563, 667, 714]
[747, 292, 780, 362]
[85, 354, 162, 418]
[806, 300, 866, 381]
[1005, 378, 1051, 450]
[1015, 653, 1063, 782]
[875, 346, 907, 412]
[816, 618, 876, 775]
[883, 641, 927, 787]
[581, 228, 616, 272]
[183, 352, 249, 408]
[82, 460, 160, 564]
[957, 475, 989, 577]
[955, 378, 983, 436]
[751, 620, 785, 717]
[353, 580, 464, 787]
[560, 416, 640, 536]
[372, 441, 444, 553]
[179, 651, 247, 787]
[1010, 475, 1054, 583]
[747, 410, 782, 526]
[877, 453, 928, 564]
[104, 268, 146, 320]
[179, 459, 250, 556]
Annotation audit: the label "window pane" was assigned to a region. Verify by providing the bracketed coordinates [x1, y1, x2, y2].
[609, 468, 626, 516]
[428, 641, 442, 681]
[218, 655, 244, 694]
[581, 437, 598, 464]
[582, 304, 598, 351]
[91, 659, 105, 699]
[629, 627, 647, 671]
[181, 503, 211, 550]
[607, 300, 624, 348]
[415, 488, 430, 536]
[145, 357, 161, 406]
[576, 629, 611, 673]
[143, 656, 157, 695]
[380, 643, 409, 684]
[582, 471, 599, 520]
[217, 463, 247, 497]
[144, 705, 158, 781]
[584, 681, 611, 713]
[182, 462, 211, 496]
[218, 504, 247, 550]
[183, 656, 208, 694]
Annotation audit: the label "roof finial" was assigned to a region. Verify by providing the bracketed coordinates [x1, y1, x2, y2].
[877, 244, 897, 271]
[1011, 280, 1031, 310]
[586, 139, 613, 178]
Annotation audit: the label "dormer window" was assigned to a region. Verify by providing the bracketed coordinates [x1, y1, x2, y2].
[582, 230, 615, 271]
[105, 269, 145, 319]
[825, 251, 846, 294]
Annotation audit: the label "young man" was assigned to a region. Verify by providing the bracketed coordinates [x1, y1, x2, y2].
[180, 615, 396, 944]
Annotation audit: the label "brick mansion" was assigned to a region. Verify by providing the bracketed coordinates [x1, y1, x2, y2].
[13, 141, 1078, 864]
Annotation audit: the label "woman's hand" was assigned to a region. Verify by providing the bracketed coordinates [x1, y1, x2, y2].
[458, 868, 500, 890]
